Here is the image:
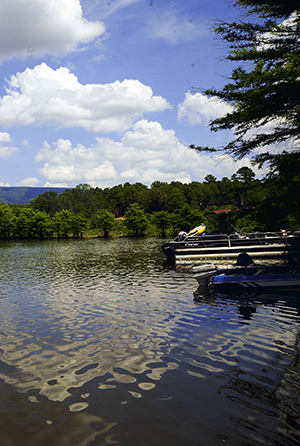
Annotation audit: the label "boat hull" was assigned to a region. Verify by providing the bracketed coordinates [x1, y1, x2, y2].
[213, 273, 300, 294]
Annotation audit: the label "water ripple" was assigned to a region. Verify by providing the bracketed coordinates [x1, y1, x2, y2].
[0, 239, 299, 445]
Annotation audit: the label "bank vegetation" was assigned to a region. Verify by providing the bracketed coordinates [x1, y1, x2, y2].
[0, 165, 299, 240]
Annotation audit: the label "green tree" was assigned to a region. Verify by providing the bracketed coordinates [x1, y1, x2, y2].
[175, 204, 205, 234]
[256, 151, 300, 230]
[53, 210, 73, 238]
[96, 209, 115, 238]
[204, 174, 217, 184]
[231, 167, 256, 185]
[0, 204, 15, 239]
[32, 211, 52, 239]
[31, 191, 59, 216]
[148, 181, 168, 212]
[57, 188, 85, 216]
[105, 185, 126, 217]
[70, 215, 87, 238]
[124, 203, 148, 237]
[151, 211, 171, 237]
[15, 208, 36, 238]
[231, 167, 257, 207]
[165, 184, 186, 213]
[204, 1, 300, 163]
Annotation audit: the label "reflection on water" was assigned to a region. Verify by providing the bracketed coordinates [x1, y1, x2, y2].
[0, 238, 300, 445]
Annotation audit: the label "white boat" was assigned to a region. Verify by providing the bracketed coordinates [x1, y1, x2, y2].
[161, 231, 300, 264]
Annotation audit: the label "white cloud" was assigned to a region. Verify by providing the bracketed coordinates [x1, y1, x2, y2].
[0, 132, 11, 143]
[16, 177, 40, 187]
[35, 119, 263, 188]
[0, 145, 18, 158]
[178, 92, 233, 126]
[0, 131, 18, 157]
[0, 0, 105, 61]
[36, 138, 118, 186]
[0, 63, 170, 132]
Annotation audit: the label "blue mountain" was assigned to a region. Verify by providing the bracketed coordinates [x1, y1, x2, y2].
[0, 187, 67, 205]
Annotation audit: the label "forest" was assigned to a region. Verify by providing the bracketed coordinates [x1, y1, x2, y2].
[0, 165, 299, 240]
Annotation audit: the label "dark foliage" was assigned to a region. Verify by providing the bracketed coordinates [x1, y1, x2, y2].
[203, 1, 300, 162]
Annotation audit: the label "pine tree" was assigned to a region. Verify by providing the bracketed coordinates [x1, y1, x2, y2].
[205, 1, 300, 163]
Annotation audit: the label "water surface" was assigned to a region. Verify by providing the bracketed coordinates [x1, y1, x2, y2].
[0, 238, 299, 445]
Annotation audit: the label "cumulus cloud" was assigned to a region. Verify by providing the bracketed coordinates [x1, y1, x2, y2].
[16, 177, 40, 187]
[0, 0, 105, 61]
[0, 131, 18, 157]
[178, 92, 233, 126]
[0, 63, 171, 132]
[35, 119, 263, 188]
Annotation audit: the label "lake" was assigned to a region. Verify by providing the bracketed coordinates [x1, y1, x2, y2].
[0, 237, 299, 446]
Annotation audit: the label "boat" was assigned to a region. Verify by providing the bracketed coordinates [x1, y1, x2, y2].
[161, 229, 300, 264]
[193, 253, 300, 295]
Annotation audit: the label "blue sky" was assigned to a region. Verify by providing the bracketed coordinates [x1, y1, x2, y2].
[0, 0, 265, 188]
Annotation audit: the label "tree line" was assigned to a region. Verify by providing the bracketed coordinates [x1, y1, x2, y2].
[0, 165, 299, 240]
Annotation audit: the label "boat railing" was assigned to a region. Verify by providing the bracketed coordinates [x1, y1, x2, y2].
[176, 234, 231, 248]
[174, 231, 292, 249]
[229, 231, 289, 246]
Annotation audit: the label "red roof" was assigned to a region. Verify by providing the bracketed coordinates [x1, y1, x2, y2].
[205, 206, 255, 215]
[205, 209, 235, 215]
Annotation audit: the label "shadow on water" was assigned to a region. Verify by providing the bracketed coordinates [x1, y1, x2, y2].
[0, 238, 300, 445]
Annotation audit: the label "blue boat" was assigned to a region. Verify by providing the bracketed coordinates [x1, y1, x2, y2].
[212, 271, 300, 294]
[193, 253, 300, 295]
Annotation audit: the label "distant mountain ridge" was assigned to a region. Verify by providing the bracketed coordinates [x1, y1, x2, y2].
[0, 187, 67, 205]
